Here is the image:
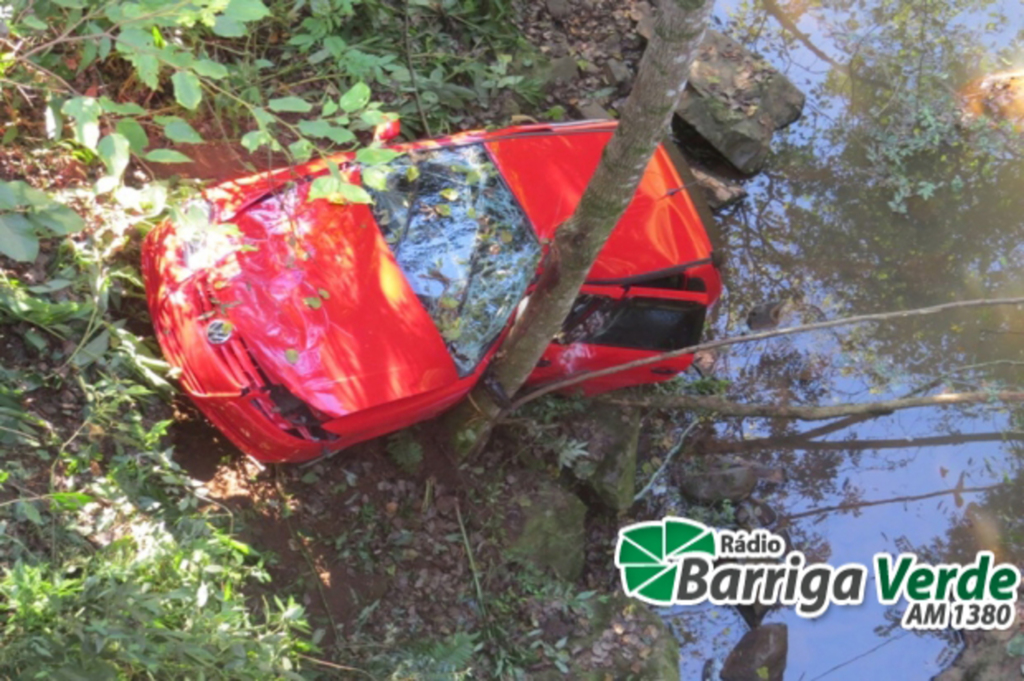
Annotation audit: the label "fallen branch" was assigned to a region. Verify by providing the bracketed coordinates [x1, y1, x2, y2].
[510, 296, 1024, 411]
[600, 390, 1024, 421]
[783, 481, 1008, 522]
[708, 430, 1024, 454]
[633, 421, 698, 502]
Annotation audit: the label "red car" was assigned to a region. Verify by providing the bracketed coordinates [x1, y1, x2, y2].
[142, 120, 722, 463]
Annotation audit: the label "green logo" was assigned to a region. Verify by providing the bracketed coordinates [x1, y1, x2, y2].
[615, 518, 716, 606]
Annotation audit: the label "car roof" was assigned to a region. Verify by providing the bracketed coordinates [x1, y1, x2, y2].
[204, 121, 713, 285]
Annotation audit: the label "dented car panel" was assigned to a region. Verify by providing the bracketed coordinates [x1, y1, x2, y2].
[143, 121, 722, 464]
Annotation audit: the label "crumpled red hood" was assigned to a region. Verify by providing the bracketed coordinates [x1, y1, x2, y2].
[199, 182, 458, 417]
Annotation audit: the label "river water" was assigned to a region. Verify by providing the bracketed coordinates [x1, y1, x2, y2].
[667, 0, 1024, 678]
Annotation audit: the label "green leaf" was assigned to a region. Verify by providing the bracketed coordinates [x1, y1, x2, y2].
[21, 15, 47, 30]
[288, 139, 314, 162]
[212, 16, 245, 37]
[322, 100, 339, 116]
[171, 71, 203, 110]
[0, 183, 17, 210]
[339, 82, 371, 112]
[8, 181, 50, 208]
[308, 176, 373, 204]
[117, 29, 160, 89]
[18, 500, 43, 525]
[30, 206, 85, 235]
[362, 166, 389, 191]
[116, 118, 150, 153]
[61, 96, 102, 150]
[193, 59, 229, 79]
[285, 348, 299, 364]
[297, 120, 354, 145]
[0, 214, 39, 262]
[268, 97, 313, 113]
[74, 329, 110, 367]
[97, 133, 131, 180]
[44, 101, 62, 141]
[356, 148, 402, 165]
[303, 297, 322, 309]
[241, 130, 273, 153]
[162, 118, 203, 144]
[223, 0, 271, 21]
[49, 492, 94, 510]
[145, 149, 192, 163]
[99, 97, 146, 115]
[440, 188, 459, 201]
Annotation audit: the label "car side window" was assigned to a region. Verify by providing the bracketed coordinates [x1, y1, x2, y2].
[368, 144, 542, 376]
[560, 294, 706, 352]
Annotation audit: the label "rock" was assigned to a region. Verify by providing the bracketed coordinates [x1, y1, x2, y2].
[532, 592, 679, 681]
[566, 403, 638, 511]
[603, 58, 630, 86]
[546, 0, 571, 20]
[721, 624, 788, 681]
[548, 55, 579, 85]
[689, 163, 748, 210]
[577, 101, 614, 121]
[676, 30, 806, 174]
[932, 627, 1023, 681]
[679, 462, 758, 504]
[507, 481, 587, 580]
[632, 2, 655, 41]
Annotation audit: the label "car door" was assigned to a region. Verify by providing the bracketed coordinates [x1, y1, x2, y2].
[527, 284, 710, 395]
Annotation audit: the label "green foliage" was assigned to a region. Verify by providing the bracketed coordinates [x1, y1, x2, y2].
[386, 430, 424, 474]
[3, 0, 393, 200]
[375, 631, 479, 679]
[0, 181, 85, 262]
[0, 177, 311, 677]
[0, 505, 309, 679]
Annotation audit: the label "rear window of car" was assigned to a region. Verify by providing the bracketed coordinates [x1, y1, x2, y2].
[561, 295, 707, 352]
[367, 144, 542, 375]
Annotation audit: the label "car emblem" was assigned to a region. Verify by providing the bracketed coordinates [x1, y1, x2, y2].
[206, 320, 233, 345]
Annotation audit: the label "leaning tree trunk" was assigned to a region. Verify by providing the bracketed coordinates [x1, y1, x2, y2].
[444, 0, 716, 456]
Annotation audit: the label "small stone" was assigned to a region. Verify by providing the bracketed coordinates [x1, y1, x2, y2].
[549, 55, 579, 85]
[546, 0, 571, 20]
[604, 58, 630, 85]
[633, 2, 655, 40]
[679, 462, 758, 504]
[721, 624, 788, 681]
[577, 102, 614, 120]
[689, 164, 748, 210]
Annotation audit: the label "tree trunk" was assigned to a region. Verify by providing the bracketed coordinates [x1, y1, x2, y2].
[444, 0, 716, 456]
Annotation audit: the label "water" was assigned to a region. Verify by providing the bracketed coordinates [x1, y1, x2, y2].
[670, 0, 1024, 677]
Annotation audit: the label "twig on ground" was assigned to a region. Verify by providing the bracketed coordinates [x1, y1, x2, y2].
[634, 421, 699, 502]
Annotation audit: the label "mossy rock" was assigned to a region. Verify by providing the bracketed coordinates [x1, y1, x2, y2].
[567, 403, 640, 513]
[507, 481, 587, 581]
[533, 592, 680, 681]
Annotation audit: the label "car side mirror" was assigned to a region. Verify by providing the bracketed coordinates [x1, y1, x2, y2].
[374, 116, 401, 143]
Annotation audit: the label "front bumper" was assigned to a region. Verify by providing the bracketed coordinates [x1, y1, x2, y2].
[142, 223, 335, 463]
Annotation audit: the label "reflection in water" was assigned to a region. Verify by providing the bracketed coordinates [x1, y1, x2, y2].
[666, 0, 1024, 678]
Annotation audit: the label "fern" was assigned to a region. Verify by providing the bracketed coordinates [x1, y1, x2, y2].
[382, 632, 479, 680]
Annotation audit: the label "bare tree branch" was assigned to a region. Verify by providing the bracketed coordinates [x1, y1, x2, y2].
[707, 430, 1024, 455]
[601, 390, 1024, 421]
[510, 296, 1024, 411]
[783, 481, 1009, 522]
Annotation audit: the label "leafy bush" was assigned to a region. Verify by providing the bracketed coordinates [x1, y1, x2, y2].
[0, 512, 309, 679]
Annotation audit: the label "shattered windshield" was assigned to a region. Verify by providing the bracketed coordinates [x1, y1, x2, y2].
[368, 144, 541, 375]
